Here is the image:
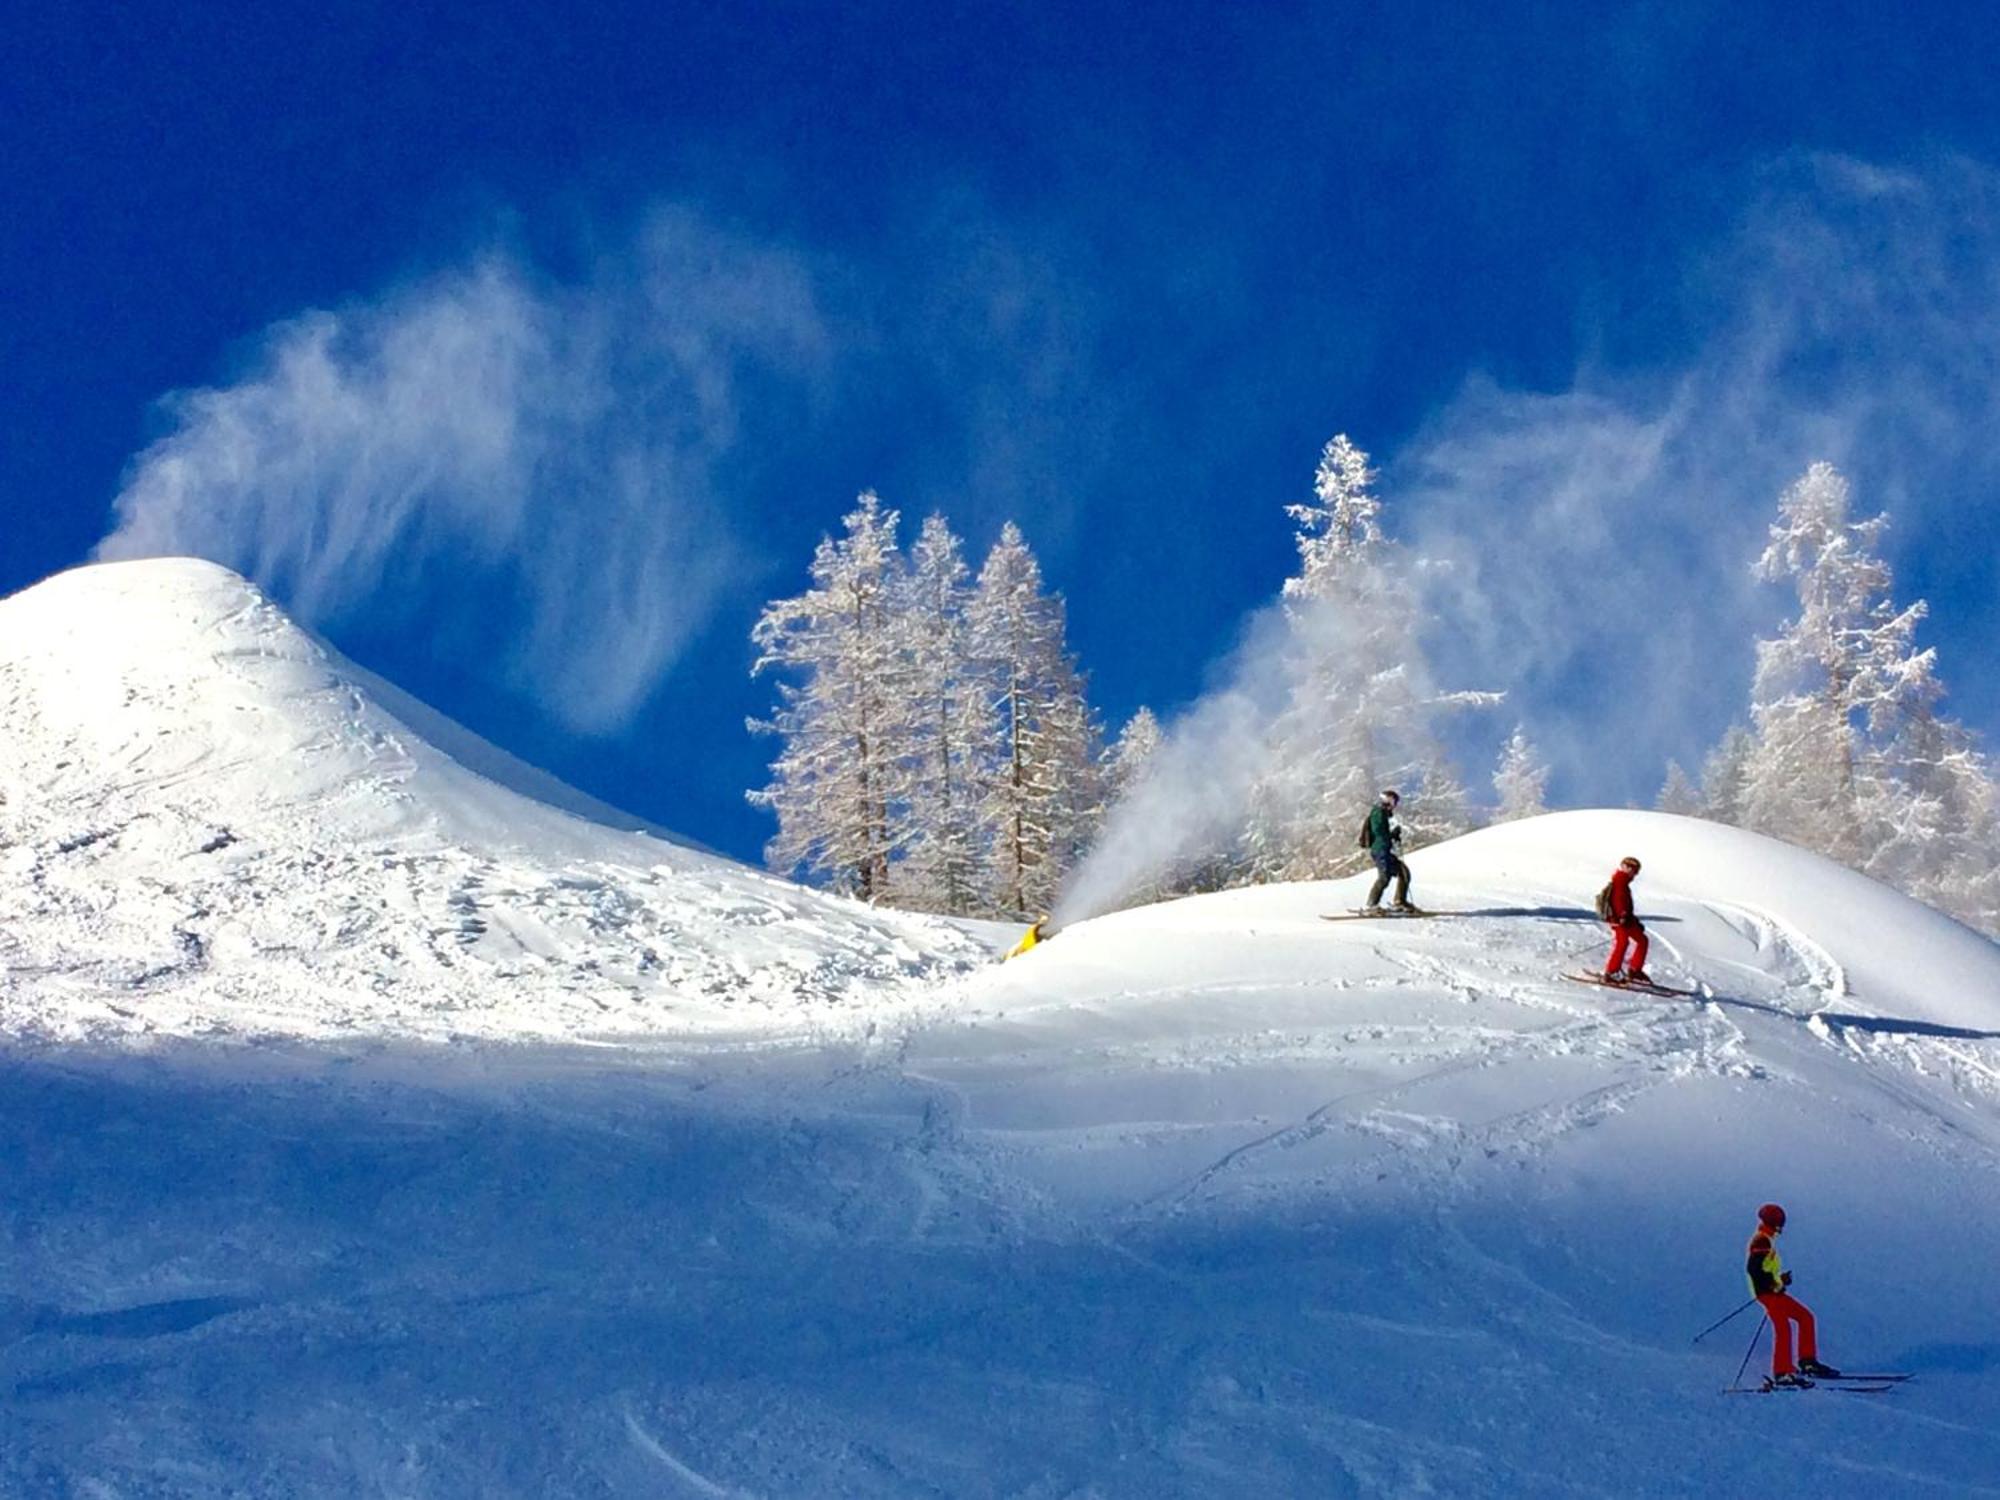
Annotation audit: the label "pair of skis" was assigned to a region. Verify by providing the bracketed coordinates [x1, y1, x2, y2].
[1320, 907, 1441, 922]
[1321, 912, 1705, 998]
[1560, 971, 1701, 999]
[1320, 911, 1714, 999]
[1724, 1372, 1912, 1396]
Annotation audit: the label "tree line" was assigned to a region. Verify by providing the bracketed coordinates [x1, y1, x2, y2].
[747, 494, 1155, 917]
[750, 442, 2000, 938]
[1657, 461, 2000, 935]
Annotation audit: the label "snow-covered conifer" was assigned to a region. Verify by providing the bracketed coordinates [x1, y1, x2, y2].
[1041, 666, 1106, 881]
[1406, 760, 1479, 845]
[1864, 712, 2000, 930]
[1492, 725, 1550, 821]
[1283, 434, 1381, 602]
[748, 491, 913, 901]
[897, 514, 989, 915]
[1737, 461, 2000, 935]
[1655, 760, 1703, 817]
[1742, 463, 1915, 865]
[969, 523, 1096, 917]
[1102, 707, 1163, 804]
[1257, 434, 1491, 878]
[1698, 725, 1755, 825]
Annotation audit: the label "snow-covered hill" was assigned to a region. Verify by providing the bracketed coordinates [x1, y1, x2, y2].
[0, 559, 989, 1040]
[5, 561, 2000, 1496]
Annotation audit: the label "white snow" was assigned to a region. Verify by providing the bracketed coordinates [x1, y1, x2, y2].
[0, 558, 991, 1043]
[5, 559, 2000, 1496]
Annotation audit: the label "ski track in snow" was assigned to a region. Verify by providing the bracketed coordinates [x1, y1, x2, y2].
[5, 564, 2000, 1495]
[622, 1408, 759, 1499]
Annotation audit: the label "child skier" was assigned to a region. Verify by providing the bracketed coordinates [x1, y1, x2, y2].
[1599, 855, 1651, 984]
[1361, 789, 1415, 914]
[1747, 1202, 1840, 1387]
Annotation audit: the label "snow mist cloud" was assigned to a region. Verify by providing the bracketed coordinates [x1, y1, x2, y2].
[1399, 153, 2000, 799]
[1057, 585, 1465, 926]
[1054, 604, 1293, 926]
[1062, 153, 2000, 923]
[98, 208, 825, 733]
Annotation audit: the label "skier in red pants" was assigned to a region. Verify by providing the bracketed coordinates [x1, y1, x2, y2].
[1748, 1202, 1840, 1387]
[1600, 855, 1652, 984]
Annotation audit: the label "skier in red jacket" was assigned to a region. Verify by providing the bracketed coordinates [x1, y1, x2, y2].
[1601, 856, 1652, 984]
[1747, 1202, 1840, 1387]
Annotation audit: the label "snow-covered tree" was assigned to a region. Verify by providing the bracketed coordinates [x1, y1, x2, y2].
[748, 491, 913, 900]
[1492, 725, 1550, 821]
[1733, 461, 2000, 935]
[1741, 463, 1923, 866]
[1698, 725, 1755, 825]
[1284, 433, 1382, 600]
[1846, 616, 2000, 932]
[1655, 760, 1703, 817]
[969, 523, 1097, 917]
[1406, 759, 1480, 845]
[1102, 706, 1163, 805]
[1254, 434, 1493, 878]
[1865, 712, 2000, 930]
[896, 514, 989, 915]
[1040, 667, 1106, 882]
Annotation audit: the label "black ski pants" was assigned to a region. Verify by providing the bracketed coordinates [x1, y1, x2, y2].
[1367, 848, 1410, 907]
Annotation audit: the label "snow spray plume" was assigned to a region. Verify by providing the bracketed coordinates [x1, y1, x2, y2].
[1397, 153, 2000, 800]
[98, 208, 825, 734]
[1055, 580, 1476, 925]
[1053, 604, 1293, 925]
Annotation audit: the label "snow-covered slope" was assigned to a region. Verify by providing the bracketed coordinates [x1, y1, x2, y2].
[5, 561, 2000, 1496]
[0, 559, 989, 1040]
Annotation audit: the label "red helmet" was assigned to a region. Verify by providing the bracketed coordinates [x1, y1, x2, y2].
[1758, 1202, 1787, 1229]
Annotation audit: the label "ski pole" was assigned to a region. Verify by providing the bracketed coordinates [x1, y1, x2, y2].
[1692, 1297, 1756, 1344]
[1731, 1310, 1766, 1390]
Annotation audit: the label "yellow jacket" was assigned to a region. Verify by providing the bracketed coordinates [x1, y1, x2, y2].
[1746, 1227, 1786, 1296]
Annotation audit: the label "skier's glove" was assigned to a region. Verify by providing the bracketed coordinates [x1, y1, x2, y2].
[1781, 1271, 1793, 1286]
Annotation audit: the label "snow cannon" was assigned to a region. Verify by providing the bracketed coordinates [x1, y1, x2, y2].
[1003, 915, 1057, 961]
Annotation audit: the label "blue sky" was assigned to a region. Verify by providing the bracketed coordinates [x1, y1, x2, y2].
[8, 1, 2000, 861]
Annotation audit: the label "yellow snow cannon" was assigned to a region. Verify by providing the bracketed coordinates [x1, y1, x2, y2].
[1004, 916, 1055, 960]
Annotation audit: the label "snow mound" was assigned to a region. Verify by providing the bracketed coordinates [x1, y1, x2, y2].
[1418, 809, 2000, 1033]
[0, 559, 988, 1041]
[6, 566, 2000, 1493]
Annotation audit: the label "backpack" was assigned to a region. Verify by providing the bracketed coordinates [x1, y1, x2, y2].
[1357, 814, 1374, 850]
[1594, 882, 1616, 922]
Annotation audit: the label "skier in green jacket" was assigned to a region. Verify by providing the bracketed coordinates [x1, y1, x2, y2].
[1361, 789, 1415, 914]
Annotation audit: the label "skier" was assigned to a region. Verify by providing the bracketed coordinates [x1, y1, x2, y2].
[1361, 789, 1415, 914]
[1747, 1202, 1840, 1387]
[1599, 855, 1651, 985]
[1752, 1208, 1840, 1392]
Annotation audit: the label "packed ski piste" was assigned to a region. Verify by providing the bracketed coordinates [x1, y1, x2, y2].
[6, 564, 2000, 1494]
[1016, 786, 1949, 1408]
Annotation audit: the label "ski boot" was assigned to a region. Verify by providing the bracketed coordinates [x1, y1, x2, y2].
[1799, 1359, 1842, 1379]
[1765, 1371, 1815, 1390]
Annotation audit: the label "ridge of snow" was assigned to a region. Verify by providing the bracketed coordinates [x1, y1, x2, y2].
[5, 561, 2000, 1493]
[1405, 808, 2000, 1033]
[0, 558, 990, 1041]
